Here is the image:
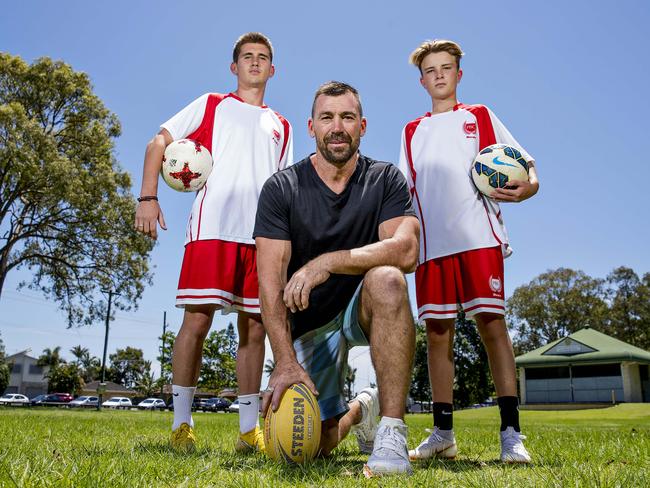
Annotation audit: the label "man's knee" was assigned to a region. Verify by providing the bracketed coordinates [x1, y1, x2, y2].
[363, 266, 408, 306]
[319, 418, 339, 456]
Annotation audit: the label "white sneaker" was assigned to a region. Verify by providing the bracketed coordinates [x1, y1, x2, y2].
[408, 427, 457, 460]
[351, 387, 379, 454]
[500, 427, 531, 463]
[365, 422, 413, 476]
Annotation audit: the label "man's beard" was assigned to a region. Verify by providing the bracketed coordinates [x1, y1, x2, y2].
[316, 131, 360, 165]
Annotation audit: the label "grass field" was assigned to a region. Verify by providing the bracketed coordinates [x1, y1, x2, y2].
[0, 404, 648, 487]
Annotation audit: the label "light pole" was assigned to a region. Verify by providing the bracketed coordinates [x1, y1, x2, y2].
[160, 311, 168, 398]
[97, 289, 114, 410]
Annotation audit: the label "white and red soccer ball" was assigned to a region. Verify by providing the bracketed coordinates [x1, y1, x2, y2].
[161, 139, 213, 192]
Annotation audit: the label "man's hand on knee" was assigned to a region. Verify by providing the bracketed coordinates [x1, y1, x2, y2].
[284, 258, 330, 312]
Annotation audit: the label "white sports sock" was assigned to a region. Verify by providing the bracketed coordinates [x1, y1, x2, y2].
[171, 385, 196, 431]
[379, 416, 406, 429]
[238, 393, 260, 434]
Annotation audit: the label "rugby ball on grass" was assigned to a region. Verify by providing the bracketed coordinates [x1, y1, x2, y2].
[264, 383, 321, 464]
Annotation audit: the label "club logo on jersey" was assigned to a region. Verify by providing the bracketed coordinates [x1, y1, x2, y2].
[169, 162, 202, 189]
[272, 129, 281, 146]
[463, 121, 477, 138]
[489, 275, 503, 294]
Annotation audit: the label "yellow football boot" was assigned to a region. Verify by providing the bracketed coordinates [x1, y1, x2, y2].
[235, 426, 265, 453]
[170, 423, 196, 453]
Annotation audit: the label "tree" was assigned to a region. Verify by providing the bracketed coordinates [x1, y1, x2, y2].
[606, 267, 650, 350]
[70, 345, 100, 382]
[0, 53, 154, 326]
[453, 312, 494, 408]
[46, 363, 82, 394]
[0, 332, 9, 393]
[409, 321, 431, 408]
[344, 364, 356, 401]
[225, 322, 238, 359]
[37, 346, 63, 369]
[108, 347, 147, 389]
[507, 268, 609, 354]
[135, 362, 157, 397]
[157, 330, 176, 383]
[199, 329, 237, 392]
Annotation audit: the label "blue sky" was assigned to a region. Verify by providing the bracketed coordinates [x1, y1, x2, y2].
[1, 0, 649, 391]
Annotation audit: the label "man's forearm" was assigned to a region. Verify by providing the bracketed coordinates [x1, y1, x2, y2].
[312, 217, 419, 275]
[260, 281, 297, 364]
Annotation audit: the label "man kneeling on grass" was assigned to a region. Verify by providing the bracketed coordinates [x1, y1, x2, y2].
[255, 81, 420, 476]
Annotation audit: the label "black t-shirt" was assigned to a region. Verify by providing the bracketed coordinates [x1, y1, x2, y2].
[253, 154, 416, 340]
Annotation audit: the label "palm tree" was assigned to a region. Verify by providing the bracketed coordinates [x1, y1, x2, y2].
[264, 359, 275, 377]
[70, 345, 89, 366]
[37, 347, 62, 368]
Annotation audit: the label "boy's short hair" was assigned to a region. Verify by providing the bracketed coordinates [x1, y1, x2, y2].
[409, 40, 464, 73]
[311, 81, 363, 117]
[232, 32, 273, 62]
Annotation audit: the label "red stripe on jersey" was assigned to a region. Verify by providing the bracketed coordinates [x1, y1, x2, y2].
[275, 112, 291, 169]
[455, 103, 496, 150]
[457, 103, 502, 244]
[404, 116, 429, 258]
[186, 93, 226, 153]
[196, 183, 208, 240]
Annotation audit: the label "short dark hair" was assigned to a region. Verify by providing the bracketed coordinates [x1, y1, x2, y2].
[232, 32, 273, 63]
[311, 81, 363, 118]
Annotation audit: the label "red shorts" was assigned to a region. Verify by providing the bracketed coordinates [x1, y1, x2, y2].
[415, 246, 505, 322]
[176, 239, 259, 314]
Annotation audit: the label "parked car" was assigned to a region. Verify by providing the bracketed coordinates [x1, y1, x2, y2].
[30, 394, 48, 406]
[32, 393, 73, 406]
[204, 397, 231, 412]
[0, 393, 30, 406]
[192, 397, 210, 411]
[228, 399, 240, 413]
[137, 398, 166, 410]
[102, 397, 132, 409]
[69, 396, 99, 408]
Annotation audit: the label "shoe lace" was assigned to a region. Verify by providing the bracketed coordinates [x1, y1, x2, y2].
[374, 425, 406, 457]
[420, 427, 448, 447]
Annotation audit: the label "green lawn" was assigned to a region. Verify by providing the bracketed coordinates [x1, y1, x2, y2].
[1, 404, 648, 487]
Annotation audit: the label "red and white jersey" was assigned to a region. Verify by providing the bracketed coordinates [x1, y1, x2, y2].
[161, 92, 293, 245]
[398, 103, 534, 263]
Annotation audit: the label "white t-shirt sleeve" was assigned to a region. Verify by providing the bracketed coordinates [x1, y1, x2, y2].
[160, 93, 210, 141]
[397, 127, 415, 191]
[280, 122, 294, 169]
[488, 108, 535, 165]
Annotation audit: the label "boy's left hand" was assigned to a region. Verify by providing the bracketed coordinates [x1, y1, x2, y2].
[490, 179, 538, 203]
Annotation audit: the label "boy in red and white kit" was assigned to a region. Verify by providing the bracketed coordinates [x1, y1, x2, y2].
[135, 32, 292, 453]
[398, 40, 539, 463]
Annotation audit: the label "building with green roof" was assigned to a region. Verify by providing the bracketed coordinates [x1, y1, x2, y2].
[515, 328, 650, 404]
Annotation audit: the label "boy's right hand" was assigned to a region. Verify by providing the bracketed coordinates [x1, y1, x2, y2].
[134, 200, 167, 239]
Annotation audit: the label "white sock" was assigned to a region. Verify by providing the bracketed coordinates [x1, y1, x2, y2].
[238, 393, 260, 434]
[172, 385, 195, 431]
[379, 416, 406, 429]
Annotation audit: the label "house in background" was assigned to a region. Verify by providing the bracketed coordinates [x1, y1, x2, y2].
[5, 350, 48, 397]
[516, 328, 650, 405]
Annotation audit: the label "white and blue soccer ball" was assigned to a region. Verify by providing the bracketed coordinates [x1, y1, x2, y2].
[471, 144, 529, 198]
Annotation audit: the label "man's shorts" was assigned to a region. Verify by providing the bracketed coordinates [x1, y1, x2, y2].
[415, 245, 505, 323]
[175, 239, 260, 315]
[293, 285, 368, 421]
